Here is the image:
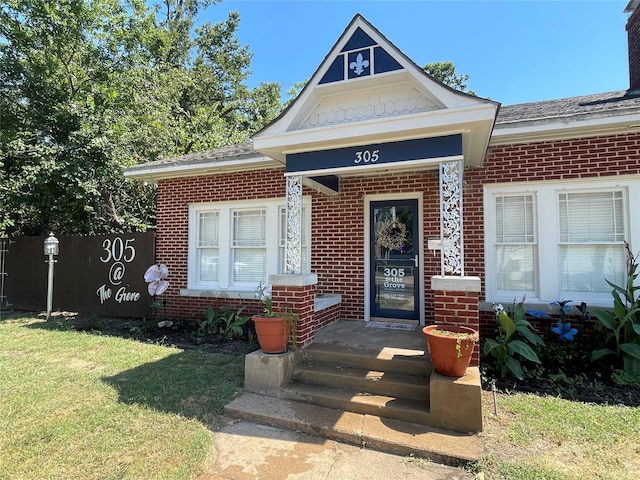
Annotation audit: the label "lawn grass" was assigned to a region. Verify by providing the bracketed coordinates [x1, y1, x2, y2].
[2, 313, 639, 479]
[0, 314, 244, 480]
[480, 390, 640, 479]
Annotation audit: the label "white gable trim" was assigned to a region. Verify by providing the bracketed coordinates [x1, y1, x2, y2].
[274, 20, 476, 135]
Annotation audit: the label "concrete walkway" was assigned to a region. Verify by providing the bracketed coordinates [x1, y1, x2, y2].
[199, 418, 475, 480]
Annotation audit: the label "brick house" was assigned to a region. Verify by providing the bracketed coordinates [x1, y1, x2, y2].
[124, 7, 640, 353]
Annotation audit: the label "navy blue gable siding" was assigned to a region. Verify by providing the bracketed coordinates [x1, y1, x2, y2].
[341, 27, 376, 51]
[319, 27, 404, 85]
[320, 55, 345, 84]
[374, 46, 403, 74]
[286, 135, 463, 174]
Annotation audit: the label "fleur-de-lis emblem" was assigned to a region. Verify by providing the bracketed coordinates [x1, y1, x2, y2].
[349, 52, 369, 76]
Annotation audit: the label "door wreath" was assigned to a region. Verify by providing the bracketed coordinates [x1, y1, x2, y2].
[375, 218, 408, 251]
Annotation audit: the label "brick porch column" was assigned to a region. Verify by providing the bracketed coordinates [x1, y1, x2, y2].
[269, 273, 317, 349]
[431, 275, 481, 367]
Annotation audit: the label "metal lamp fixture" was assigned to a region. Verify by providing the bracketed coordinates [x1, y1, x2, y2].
[44, 233, 59, 256]
[44, 233, 59, 320]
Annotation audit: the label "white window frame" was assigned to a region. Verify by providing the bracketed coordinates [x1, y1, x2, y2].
[484, 176, 640, 307]
[184, 197, 311, 297]
[494, 193, 538, 294]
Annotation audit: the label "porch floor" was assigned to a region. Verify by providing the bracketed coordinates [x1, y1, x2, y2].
[312, 319, 428, 353]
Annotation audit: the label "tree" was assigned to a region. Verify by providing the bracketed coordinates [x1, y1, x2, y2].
[283, 79, 309, 108]
[423, 61, 475, 95]
[0, 0, 281, 236]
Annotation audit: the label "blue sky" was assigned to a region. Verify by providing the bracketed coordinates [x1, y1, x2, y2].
[202, 0, 631, 106]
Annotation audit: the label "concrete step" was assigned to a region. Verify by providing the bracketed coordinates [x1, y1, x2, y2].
[281, 382, 432, 425]
[302, 342, 432, 376]
[224, 392, 483, 466]
[292, 333, 433, 427]
[292, 362, 429, 401]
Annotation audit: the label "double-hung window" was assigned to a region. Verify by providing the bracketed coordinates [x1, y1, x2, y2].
[197, 211, 220, 284]
[188, 198, 311, 292]
[558, 191, 626, 293]
[232, 209, 267, 283]
[495, 194, 537, 293]
[485, 179, 634, 305]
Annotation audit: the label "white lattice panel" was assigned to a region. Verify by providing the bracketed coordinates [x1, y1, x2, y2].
[301, 84, 440, 129]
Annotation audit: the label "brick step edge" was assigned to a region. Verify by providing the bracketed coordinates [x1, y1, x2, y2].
[224, 392, 483, 466]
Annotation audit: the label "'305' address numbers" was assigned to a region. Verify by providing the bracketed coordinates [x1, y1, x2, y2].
[354, 149, 380, 164]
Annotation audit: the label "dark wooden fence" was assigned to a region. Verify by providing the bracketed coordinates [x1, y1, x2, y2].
[2, 232, 155, 318]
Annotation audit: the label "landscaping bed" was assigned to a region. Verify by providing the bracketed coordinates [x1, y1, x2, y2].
[54, 311, 258, 356]
[489, 372, 640, 407]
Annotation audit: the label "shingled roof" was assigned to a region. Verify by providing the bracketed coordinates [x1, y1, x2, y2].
[495, 90, 640, 128]
[125, 89, 640, 178]
[123, 141, 261, 174]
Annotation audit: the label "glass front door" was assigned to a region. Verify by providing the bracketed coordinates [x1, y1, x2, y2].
[370, 199, 419, 321]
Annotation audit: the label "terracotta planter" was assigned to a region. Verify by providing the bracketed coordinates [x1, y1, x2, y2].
[422, 324, 478, 377]
[252, 315, 291, 354]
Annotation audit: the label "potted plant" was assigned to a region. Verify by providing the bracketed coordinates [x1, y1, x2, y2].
[252, 282, 298, 354]
[422, 324, 479, 377]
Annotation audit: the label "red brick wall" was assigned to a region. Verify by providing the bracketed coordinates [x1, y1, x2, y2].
[463, 132, 640, 312]
[311, 170, 441, 320]
[155, 167, 442, 322]
[480, 310, 497, 337]
[315, 303, 341, 331]
[433, 290, 480, 366]
[272, 283, 315, 347]
[433, 291, 479, 327]
[155, 168, 286, 320]
[154, 132, 640, 325]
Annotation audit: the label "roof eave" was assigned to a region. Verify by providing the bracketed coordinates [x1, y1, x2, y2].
[490, 112, 640, 146]
[123, 155, 281, 183]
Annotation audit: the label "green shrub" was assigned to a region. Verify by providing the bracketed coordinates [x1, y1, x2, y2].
[591, 242, 640, 382]
[198, 305, 250, 341]
[217, 305, 250, 341]
[484, 297, 545, 380]
[198, 306, 221, 337]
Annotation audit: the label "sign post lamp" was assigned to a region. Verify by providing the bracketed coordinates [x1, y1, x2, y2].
[44, 233, 59, 321]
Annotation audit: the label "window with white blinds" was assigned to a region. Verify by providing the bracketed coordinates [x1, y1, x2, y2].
[485, 180, 633, 305]
[232, 209, 266, 283]
[558, 191, 626, 293]
[197, 211, 219, 283]
[495, 194, 536, 292]
[188, 198, 311, 290]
